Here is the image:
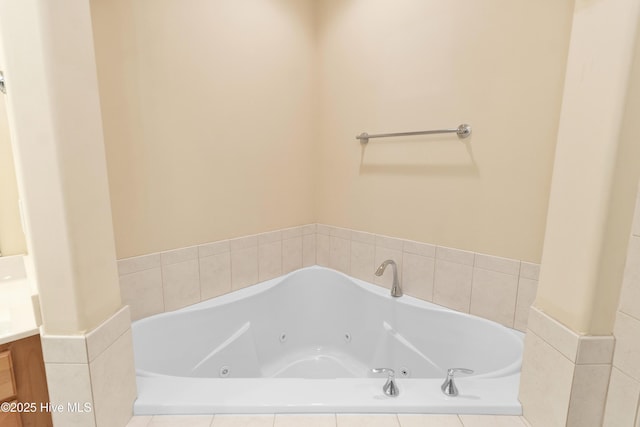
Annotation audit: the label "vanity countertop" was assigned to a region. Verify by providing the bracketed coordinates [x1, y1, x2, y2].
[0, 277, 39, 346]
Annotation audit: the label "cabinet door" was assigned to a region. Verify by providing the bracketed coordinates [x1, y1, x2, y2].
[0, 402, 23, 427]
[0, 351, 17, 401]
[0, 336, 53, 427]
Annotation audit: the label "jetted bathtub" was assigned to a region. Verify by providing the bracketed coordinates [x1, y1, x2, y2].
[132, 266, 523, 414]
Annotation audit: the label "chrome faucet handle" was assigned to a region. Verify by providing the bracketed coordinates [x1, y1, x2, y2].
[371, 368, 400, 397]
[440, 368, 474, 397]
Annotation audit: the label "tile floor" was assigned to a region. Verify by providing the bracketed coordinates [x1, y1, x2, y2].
[126, 414, 532, 427]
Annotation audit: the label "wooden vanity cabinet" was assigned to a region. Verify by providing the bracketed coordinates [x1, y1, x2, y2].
[0, 405, 22, 427]
[0, 350, 17, 400]
[0, 350, 21, 426]
[0, 335, 52, 427]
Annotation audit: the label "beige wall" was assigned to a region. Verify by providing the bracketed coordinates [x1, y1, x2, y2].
[315, 0, 574, 263]
[92, 0, 574, 263]
[535, 0, 640, 335]
[0, 95, 26, 256]
[90, 0, 318, 259]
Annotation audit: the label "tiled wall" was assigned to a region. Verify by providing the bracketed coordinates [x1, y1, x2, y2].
[517, 184, 640, 427]
[519, 307, 614, 427]
[118, 224, 539, 332]
[117, 225, 317, 321]
[315, 224, 539, 331]
[602, 190, 640, 426]
[41, 307, 136, 427]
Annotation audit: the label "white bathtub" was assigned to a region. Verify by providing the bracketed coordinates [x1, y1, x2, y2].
[132, 266, 523, 415]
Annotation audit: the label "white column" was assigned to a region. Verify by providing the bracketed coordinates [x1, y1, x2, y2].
[520, 1, 640, 426]
[0, 1, 136, 425]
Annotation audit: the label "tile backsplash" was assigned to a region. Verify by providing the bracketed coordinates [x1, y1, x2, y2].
[117, 224, 538, 331]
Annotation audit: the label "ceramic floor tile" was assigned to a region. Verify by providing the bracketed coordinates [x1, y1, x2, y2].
[211, 414, 274, 427]
[149, 415, 214, 427]
[519, 417, 532, 427]
[458, 415, 527, 427]
[397, 414, 463, 426]
[275, 414, 336, 427]
[337, 414, 400, 427]
[129, 414, 534, 427]
[127, 416, 152, 427]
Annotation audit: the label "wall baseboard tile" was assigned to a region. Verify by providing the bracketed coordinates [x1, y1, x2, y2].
[41, 306, 136, 427]
[519, 306, 614, 427]
[117, 224, 539, 332]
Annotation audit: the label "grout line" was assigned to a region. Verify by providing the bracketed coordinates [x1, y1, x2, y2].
[618, 307, 640, 324]
[432, 258, 441, 305]
[467, 265, 475, 314]
[634, 399, 640, 427]
[519, 415, 533, 427]
[85, 358, 98, 426]
[312, 226, 317, 265]
[196, 256, 202, 303]
[594, 369, 612, 427]
[512, 276, 522, 329]
[134, 414, 540, 426]
[528, 327, 577, 365]
[280, 237, 285, 274]
[159, 263, 166, 313]
[230, 248, 237, 291]
[88, 325, 130, 364]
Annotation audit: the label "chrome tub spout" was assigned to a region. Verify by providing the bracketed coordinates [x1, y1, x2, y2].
[375, 259, 402, 297]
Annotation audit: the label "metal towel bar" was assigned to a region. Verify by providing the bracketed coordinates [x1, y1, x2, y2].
[356, 123, 471, 143]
